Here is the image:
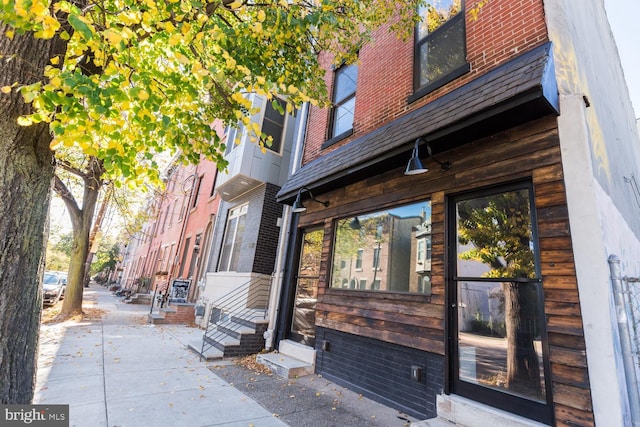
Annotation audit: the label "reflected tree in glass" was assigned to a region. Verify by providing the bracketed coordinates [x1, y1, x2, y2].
[292, 229, 324, 343]
[457, 189, 543, 398]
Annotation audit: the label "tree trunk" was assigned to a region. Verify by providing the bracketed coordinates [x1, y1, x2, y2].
[0, 25, 65, 403]
[61, 222, 91, 315]
[504, 282, 542, 398]
[59, 161, 102, 316]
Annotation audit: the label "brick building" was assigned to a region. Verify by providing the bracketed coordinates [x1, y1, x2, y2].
[120, 154, 221, 304]
[274, 1, 640, 425]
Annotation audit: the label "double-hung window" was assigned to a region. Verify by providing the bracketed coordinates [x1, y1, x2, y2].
[218, 204, 248, 272]
[191, 175, 203, 209]
[329, 64, 358, 141]
[261, 99, 286, 154]
[225, 125, 241, 155]
[413, 0, 469, 97]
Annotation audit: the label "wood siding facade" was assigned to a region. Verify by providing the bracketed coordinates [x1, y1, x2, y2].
[295, 116, 594, 425]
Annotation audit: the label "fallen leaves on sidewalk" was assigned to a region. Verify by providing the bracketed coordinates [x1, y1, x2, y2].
[41, 297, 105, 324]
[234, 354, 273, 375]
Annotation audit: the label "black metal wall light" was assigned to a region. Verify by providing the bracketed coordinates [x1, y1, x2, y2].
[404, 138, 451, 175]
[291, 186, 330, 213]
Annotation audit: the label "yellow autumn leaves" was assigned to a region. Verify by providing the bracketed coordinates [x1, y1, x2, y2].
[1, 0, 427, 184]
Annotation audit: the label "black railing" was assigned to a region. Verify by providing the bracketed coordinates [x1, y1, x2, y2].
[200, 276, 271, 359]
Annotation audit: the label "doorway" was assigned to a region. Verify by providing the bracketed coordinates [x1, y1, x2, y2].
[447, 183, 554, 424]
[289, 228, 323, 346]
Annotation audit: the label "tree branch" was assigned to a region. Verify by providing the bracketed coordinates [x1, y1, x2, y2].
[56, 158, 89, 180]
[53, 174, 82, 229]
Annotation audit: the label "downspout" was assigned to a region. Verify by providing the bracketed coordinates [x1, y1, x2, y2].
[264, 102, 309, 350]
[609, 254, 640, 427]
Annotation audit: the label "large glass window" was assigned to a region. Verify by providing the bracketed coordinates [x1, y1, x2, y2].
[330, 200, 432, 294]
[218, 204, 248, 272]
[451, 184, 552, 423]
[415, 0, 467, 92]
[330, 64, 358, 139]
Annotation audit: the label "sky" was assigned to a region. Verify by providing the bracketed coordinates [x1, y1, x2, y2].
[605, 0, 640, 119]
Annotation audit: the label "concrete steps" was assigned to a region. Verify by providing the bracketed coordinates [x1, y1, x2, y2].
[191, 308, 268, 359]
[147, 303, 195, 325]
[256, 340, 315, 379]
[410, 395, 549, 427]
[257, 353, 314, 378]
[187, 339, 224, 361]
[125, 293, 152, 305]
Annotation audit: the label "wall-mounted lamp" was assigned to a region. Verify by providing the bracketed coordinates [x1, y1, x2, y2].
[291, 186, 330, 213]
[404, 138, 451, 175]
[349, 217, 361, 230]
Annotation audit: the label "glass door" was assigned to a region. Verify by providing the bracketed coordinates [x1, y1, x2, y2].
[448, 183, 553, 425]
[290, 228, 323, 346]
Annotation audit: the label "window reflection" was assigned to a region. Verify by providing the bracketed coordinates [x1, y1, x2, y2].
[416, 0, 466, 88]
[458, 281, 545, 401]
[331, 201, 432, 294]
[456, 189, 535, 279]
[455, 188, 547, 403]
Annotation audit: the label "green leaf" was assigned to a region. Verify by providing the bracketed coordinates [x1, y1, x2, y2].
[68, 14, 93, 40]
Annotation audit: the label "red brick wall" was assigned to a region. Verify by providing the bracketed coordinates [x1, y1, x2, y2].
[162, 304, 196, 325]
[303, 0, 548, 165]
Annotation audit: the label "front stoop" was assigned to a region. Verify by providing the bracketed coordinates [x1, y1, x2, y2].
[191, 309, 269, 360]
[256, 353, 314, 379]
[411, 395, 548, 427]
[147, 303, 195, 325]
[256, 340, 315, 379]
[187, 339, 224, 361]
[125, 293, 152, 305]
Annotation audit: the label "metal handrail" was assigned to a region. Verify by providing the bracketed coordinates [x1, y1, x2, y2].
[200, 276, 272, 359]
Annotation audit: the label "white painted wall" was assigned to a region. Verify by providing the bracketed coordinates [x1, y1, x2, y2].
[197, 271, 271, 328]
[215, 94, 295, 192]
[545, 0, 640, 424]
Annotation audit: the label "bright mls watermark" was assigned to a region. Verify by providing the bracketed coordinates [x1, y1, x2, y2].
[0, 405, 68, 427]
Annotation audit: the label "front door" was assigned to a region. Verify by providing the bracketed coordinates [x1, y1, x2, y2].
[289, 228, 323, 346]
[448, 183, 554, 425]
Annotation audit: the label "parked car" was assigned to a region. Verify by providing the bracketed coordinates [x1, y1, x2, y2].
[42, 271, 66, 306]
[58, 272, 67, 300]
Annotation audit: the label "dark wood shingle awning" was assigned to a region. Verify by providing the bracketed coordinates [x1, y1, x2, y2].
[277, 42, 559, 204]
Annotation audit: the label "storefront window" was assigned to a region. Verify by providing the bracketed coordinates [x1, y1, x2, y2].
[330, 200, 432, 293]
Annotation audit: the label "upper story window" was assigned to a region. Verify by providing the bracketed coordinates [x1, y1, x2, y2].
[330, 64, 358, 140]
[225, 125, 240, 155]
[413, 0, 468, 98]
[191, 175, 203, 209]
[261, 99, 286, 154]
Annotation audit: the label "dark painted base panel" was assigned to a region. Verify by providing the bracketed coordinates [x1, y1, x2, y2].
[314, 327, 444, 419]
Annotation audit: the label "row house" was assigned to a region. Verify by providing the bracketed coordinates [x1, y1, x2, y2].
[120, 153, 222, 304]
[272, 0, 640, 426]
[121, 91, 303, 351]
[194, 94, 304, 355]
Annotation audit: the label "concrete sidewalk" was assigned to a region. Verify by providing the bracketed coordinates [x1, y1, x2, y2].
[34, 286, 417, 427]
